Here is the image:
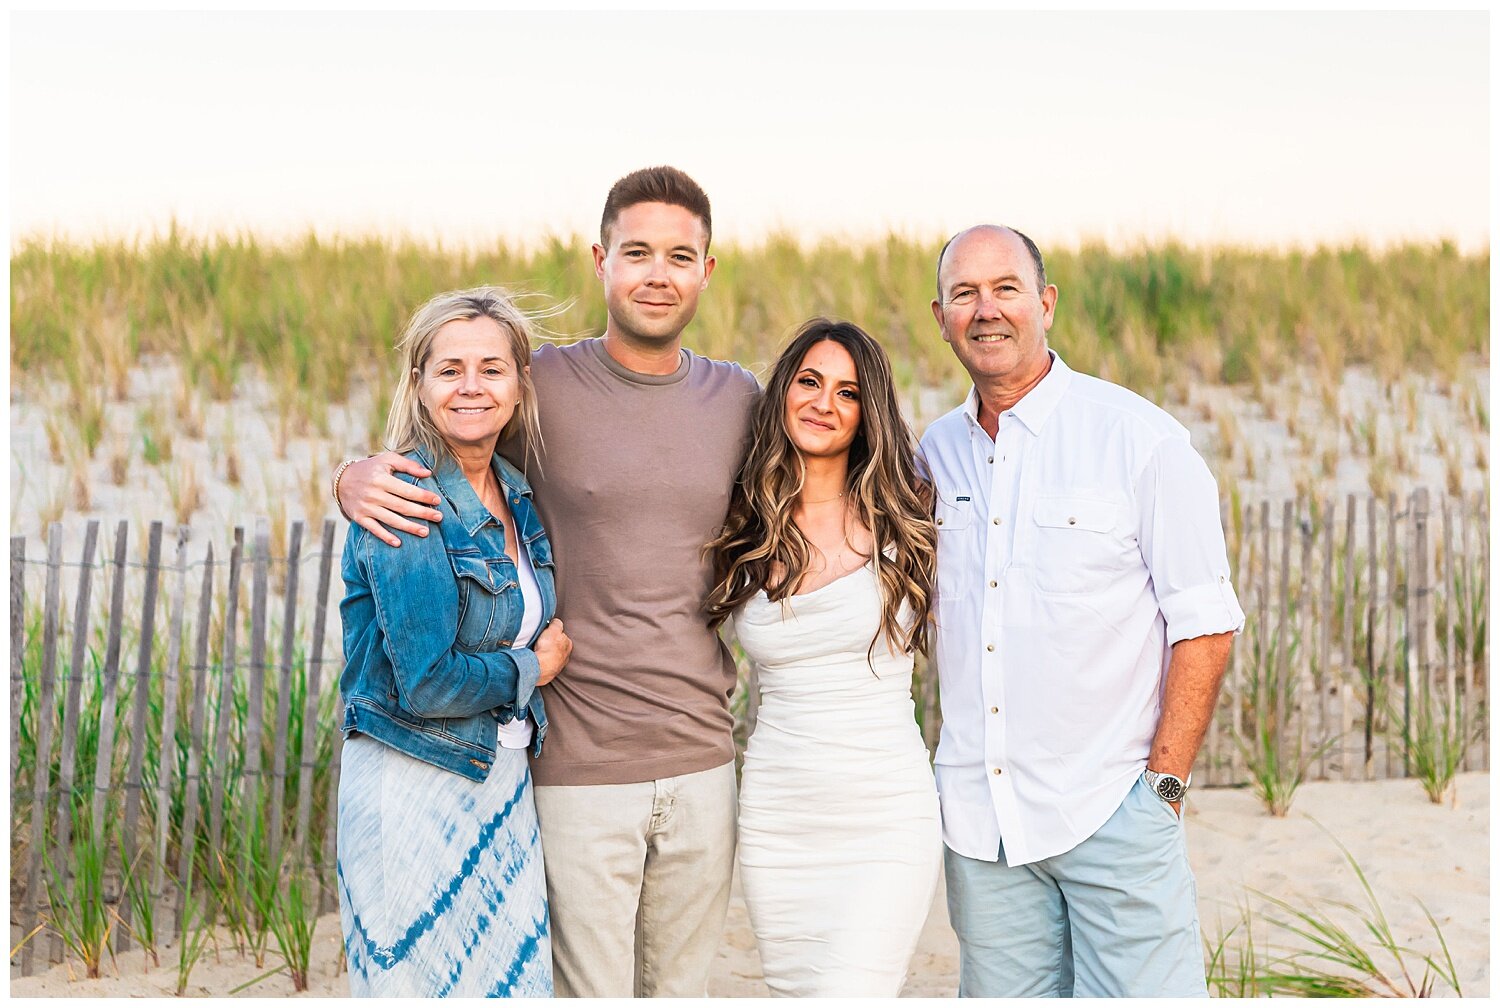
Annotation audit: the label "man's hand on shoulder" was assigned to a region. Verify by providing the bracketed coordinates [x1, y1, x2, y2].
[335, 452, 443, 548]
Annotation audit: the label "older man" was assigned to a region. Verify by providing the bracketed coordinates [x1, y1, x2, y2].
[921, 225, 1244, 997]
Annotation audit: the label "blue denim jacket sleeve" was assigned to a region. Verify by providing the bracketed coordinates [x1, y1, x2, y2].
[355, 523, 542, 719]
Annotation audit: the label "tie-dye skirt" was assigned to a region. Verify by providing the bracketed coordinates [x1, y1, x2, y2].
[336, 734, 553, 997]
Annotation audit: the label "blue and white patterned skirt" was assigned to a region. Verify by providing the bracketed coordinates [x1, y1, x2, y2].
[336, 734, 552, 997]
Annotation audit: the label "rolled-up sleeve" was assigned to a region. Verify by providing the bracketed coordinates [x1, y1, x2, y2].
[1137, 433, 1246, 645]
[359, 529, 537, 719]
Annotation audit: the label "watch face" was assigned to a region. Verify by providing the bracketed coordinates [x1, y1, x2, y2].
[1156, 775, 1186, 803]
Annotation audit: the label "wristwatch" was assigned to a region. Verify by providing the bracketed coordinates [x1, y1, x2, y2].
[1144, 769, 1189, 804]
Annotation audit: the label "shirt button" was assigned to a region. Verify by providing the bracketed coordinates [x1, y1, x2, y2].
[989, 706, 999, 714]
[1068, 517, 1077, 525]
[988, 580, 997, 588]
[936, 518, 944, 526]
[987, 456, 994, 464]
[986, 644, 995, 652]
[992, 517, 1001, 525]
[992, 767, 1003, 775]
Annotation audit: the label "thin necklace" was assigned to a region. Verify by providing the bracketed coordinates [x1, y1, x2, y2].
[807, 502, 859, 575]
[800, 490, 846, 505]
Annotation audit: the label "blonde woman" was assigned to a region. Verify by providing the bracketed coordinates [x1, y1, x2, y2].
[705, 318, 940, 996]
[336, 288, 571, 997]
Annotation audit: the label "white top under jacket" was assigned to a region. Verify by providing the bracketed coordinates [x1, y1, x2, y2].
[496, 527, 542, 751]
[919, 352, 1245, 867]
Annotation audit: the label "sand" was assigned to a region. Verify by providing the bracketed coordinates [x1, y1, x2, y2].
[8, 358, 1488, 546]
[11, 772, 1487, 998]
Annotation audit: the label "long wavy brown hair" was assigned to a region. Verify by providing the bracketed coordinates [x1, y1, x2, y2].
[706, 318, 936, 655]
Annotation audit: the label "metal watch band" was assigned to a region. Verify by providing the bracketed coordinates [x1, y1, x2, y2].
[1144, 769, 1189, 803]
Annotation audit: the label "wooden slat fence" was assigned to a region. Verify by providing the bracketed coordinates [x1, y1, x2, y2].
[8, 488, 1490, 975]
[1194, 488, 1489, 787]
[10, 518, 345, 976]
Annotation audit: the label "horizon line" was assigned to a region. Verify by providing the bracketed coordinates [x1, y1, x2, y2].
[12, 222, 1491, 258]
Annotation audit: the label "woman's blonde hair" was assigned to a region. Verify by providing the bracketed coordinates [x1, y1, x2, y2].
[705, 318, 936, 655]
[383, 287, 543, 465]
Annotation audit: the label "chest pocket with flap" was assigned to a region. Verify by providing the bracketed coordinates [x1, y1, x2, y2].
[450, 550, 515, 651]
[935, 492, 974, 600]
[1030, 496, 1126, 594]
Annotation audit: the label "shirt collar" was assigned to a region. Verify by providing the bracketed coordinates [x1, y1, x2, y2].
[963, 350, 1074, 437]
[420, 447, 530, 537]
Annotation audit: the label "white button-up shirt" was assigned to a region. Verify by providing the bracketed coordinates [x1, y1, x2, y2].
[920, 353, 1245, 867]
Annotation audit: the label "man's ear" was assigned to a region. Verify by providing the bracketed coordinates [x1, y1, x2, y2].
[931, 299, 949, 342]
[1040, 283, 1058, 330]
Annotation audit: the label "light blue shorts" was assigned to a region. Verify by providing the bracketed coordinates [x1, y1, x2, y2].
[943, 772, 1205, 998]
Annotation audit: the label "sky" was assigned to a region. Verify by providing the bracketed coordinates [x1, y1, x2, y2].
[8, 10, 1492, 251]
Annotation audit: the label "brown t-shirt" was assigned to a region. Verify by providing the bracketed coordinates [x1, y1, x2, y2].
[503, 338, 760, 786]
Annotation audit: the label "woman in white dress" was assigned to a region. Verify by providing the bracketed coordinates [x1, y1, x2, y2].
[706, 318, 941, 997]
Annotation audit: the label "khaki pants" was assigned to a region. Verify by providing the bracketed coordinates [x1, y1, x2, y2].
[533, 761, 737, 997]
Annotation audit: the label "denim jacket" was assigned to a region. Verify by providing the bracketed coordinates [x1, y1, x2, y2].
[339, 446, 556, 781]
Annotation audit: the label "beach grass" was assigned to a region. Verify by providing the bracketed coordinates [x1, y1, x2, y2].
[10, 233, 1488, 543]
[1205, 831, 1465, 997]
[12, 232, 1487, 414]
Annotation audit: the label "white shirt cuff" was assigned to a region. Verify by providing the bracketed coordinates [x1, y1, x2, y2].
[1160, 578, 1246, 645]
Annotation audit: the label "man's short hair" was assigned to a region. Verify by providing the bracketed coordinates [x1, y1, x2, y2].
[600, 166, 712, 252]
[935, 226, 1047, 301]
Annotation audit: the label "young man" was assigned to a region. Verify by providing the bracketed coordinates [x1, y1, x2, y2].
[922, 225, 1244, 996]
[335, 167, 760, 997]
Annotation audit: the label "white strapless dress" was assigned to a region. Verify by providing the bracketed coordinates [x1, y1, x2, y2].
[732, 563, 942, 997]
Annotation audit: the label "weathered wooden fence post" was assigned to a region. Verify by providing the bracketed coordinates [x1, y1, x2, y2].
[1255, 500, 1271, 752]
[175, 542, 215, 938]
[1229, 500, 1253, 782]
[1316, 501, 1334, 779]
[1410, 489, 1432, 775]
[1479, 490, 1490, 771]
[293, 521, 336, 878]
[118, 521, 163, 951]
[150, 526, 190, 909]
[1383, 494, 1398, 777]
[268, 521, 303, 871]
[50, 519, 101, 963]
[19, 525, 63, 975]
[10, 537, 25, 794]
[7, 535, 31, 960]
[1340, 494, 1356, 780]
[321, 527, 344, 912]
[240, 521, 271, 891]
[87, 522, 130, 957]
[321, 721, 344, 914]
[1440, 498, 1456, 750]
[1275, 501, 1293, 770]
[206, 528, 243, 919]
[1364, 494, 1378, 778]
[1292, 501, 1306, 762]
